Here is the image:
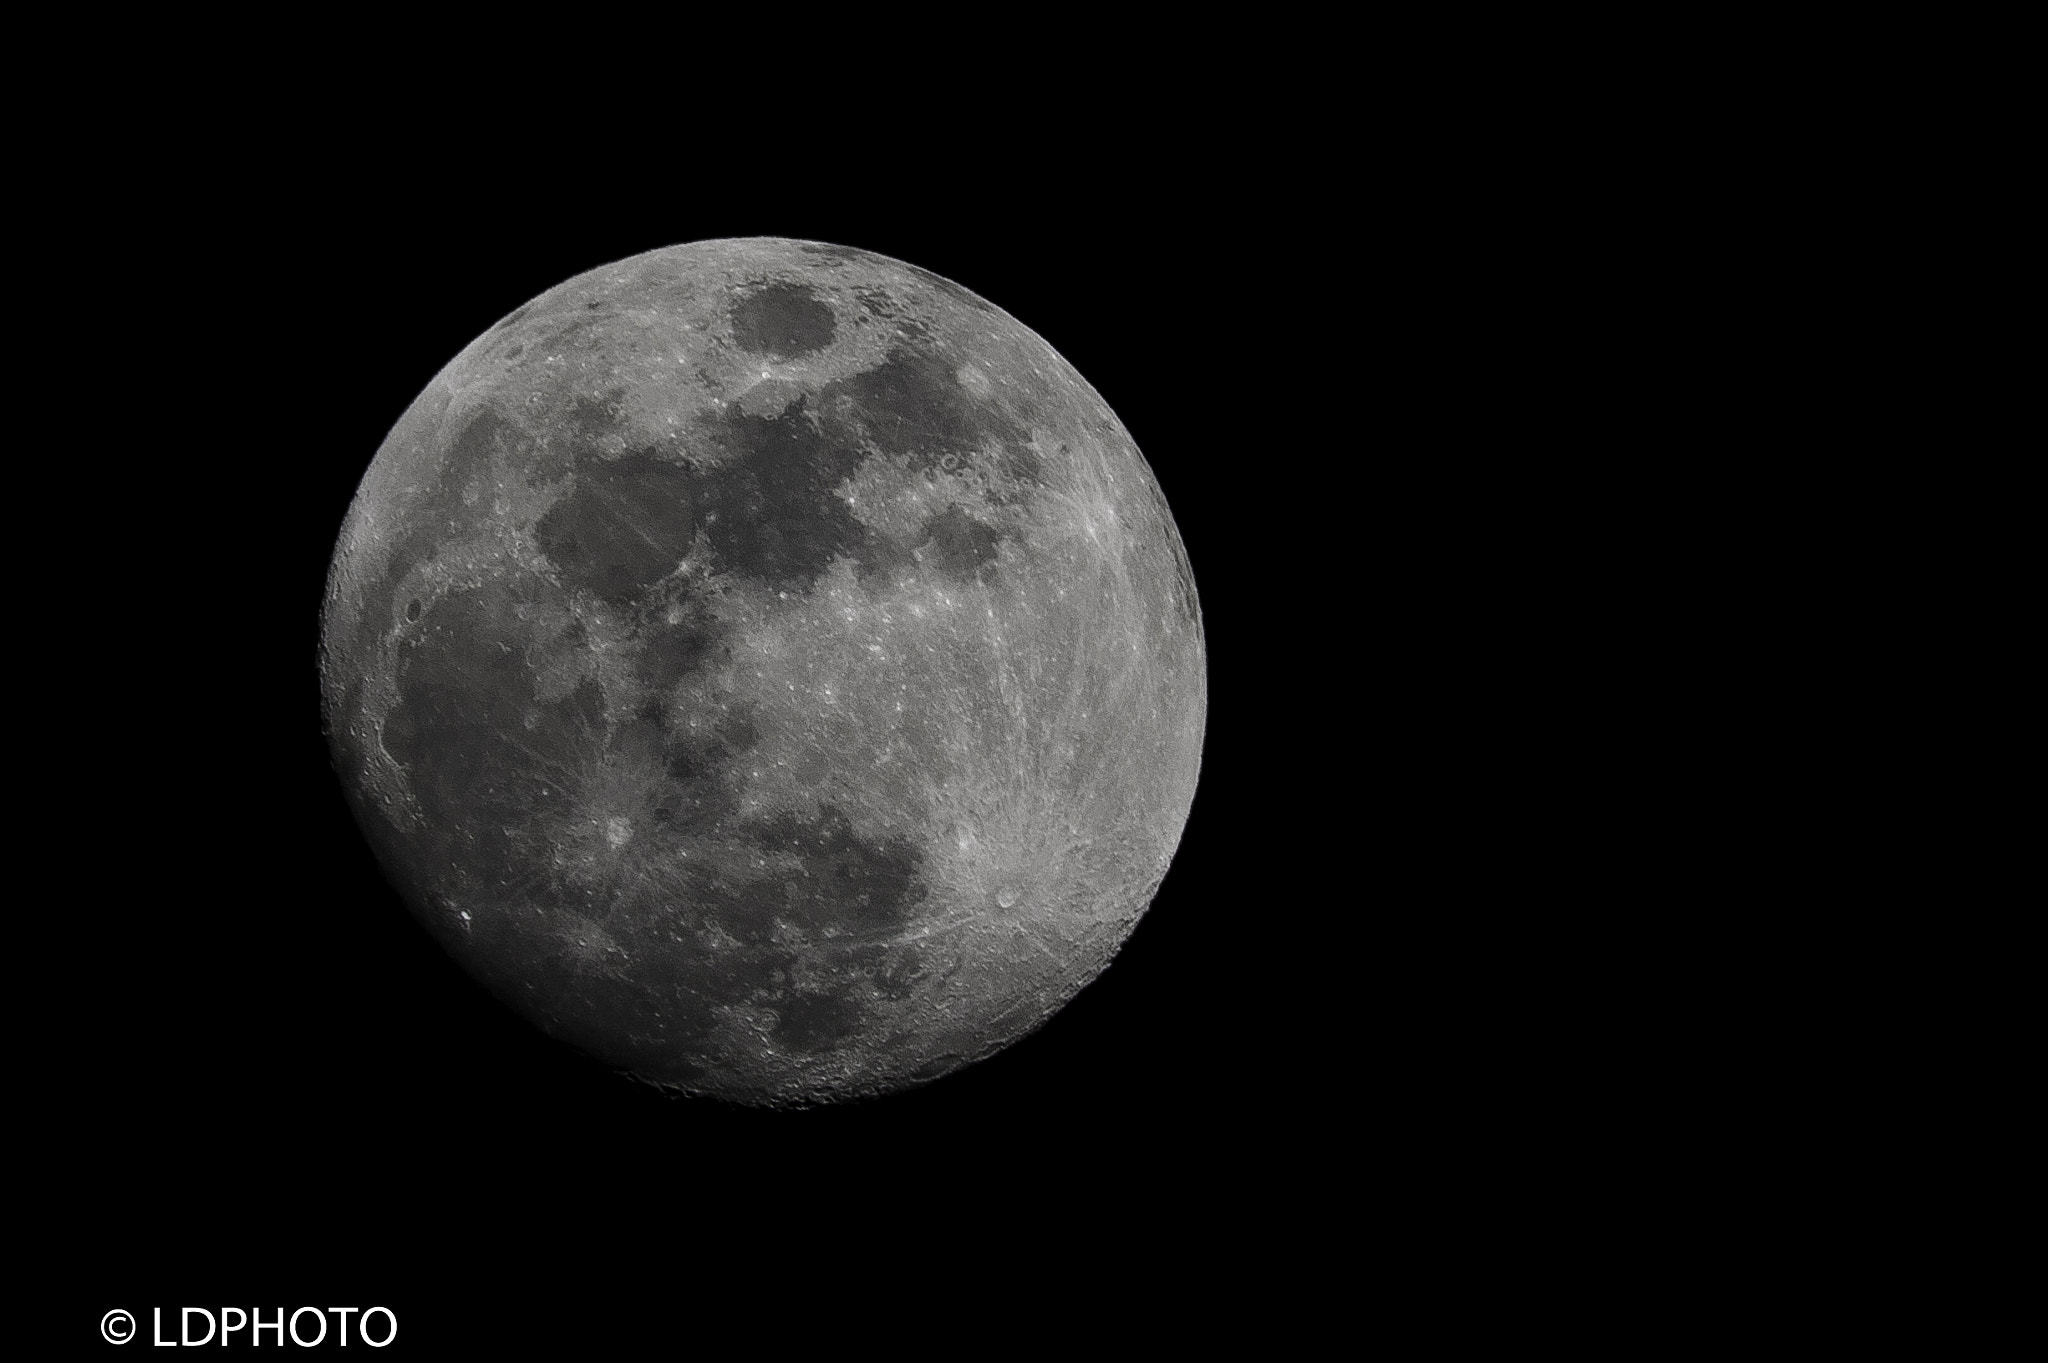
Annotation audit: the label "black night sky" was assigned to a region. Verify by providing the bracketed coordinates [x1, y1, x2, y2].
[61, 155, 1335, 1349]
[39, 46, 1780, 1355]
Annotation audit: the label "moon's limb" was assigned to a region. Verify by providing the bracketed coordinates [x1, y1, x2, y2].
[320, 238, 1204, 1105]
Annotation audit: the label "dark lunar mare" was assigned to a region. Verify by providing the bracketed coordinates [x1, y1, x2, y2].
[321, 238, 1205, 1105]
[729, 281, 837, 358]
[537, 331, 1037, 598]
[372, 557, 942, 1080]
[361, 366, 971, 1082]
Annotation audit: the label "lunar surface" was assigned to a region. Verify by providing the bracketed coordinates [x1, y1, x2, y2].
[320, 238, 1205, 1105]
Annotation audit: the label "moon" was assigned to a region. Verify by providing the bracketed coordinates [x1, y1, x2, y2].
[320, 238, 1205, 1105]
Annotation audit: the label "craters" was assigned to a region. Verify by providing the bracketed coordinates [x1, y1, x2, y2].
[533, 451, 696, 601]
[841, 942, 928, 1002]
[770, 990, 862, 1051]
[706, 804, 928, 947]
[325, 238, 1205, 1105]
[1169, 555, 1200, 628]
[853, 287, 899, 319]
[910, 1053, 965, 1084]
[826, 345, 1043, 495]
[380, 582, 602, 838]
[770, 804, 927, 932]
[851, 287, 931, 343]
[730, 282, 837, 360]
[436, 406, 513, 507]
[695, 399, 871, 590]
[555, 916, 630, 977]
[563, 388, 629, 453]
[729, 374, 809, 421]
[903, 262, 994, 313]
[632, 331, 1050, 598]
[535, 316, 594, 355]
[796, 242, 867, 264]
[325, 674, 371, 782]
[830, 347, 979, 460]
[919, 504, 1001, 584]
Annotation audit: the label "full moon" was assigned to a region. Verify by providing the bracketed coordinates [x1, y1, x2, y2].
[320, 238, 1205, 1105]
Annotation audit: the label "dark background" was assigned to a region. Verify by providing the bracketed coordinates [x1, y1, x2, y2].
[40, 44, 1906, 1352]
[44, 52, 1767, 1357]
[65, 166, 1333, 1346]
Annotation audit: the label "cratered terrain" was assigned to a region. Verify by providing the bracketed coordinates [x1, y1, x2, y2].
[319, 238, 1205, 1105]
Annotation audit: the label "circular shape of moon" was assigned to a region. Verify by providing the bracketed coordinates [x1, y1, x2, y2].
[319, 238, 1205, 1105]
